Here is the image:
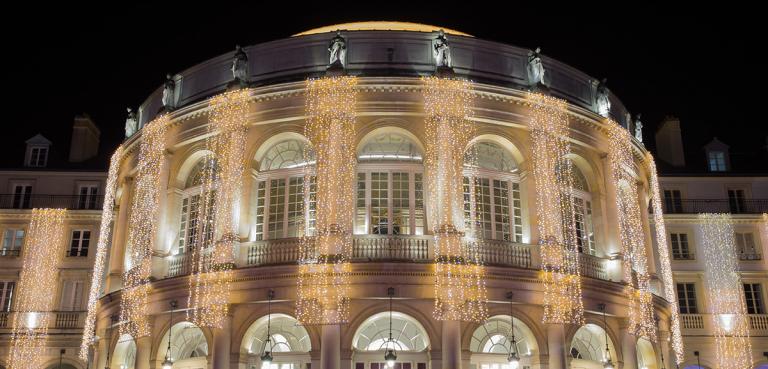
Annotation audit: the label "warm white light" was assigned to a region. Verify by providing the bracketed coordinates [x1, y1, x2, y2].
[23, 313, 39, 329]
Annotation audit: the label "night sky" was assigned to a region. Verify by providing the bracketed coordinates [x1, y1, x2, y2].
[5, 5, 766, 172]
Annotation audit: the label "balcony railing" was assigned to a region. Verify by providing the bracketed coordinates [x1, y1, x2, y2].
[750, 314, 768, 332]
[579, 253, 607, 280]
[739, 252, 762, 261]
[662, 199, 768, 214]
[0, 194, 104, 210]
[680, 314, 705, 329]
[352, 235, 431, 262]
[167, 253, 193, 277]
[0, 249, 21, 257]
[0, 311, 86, 329]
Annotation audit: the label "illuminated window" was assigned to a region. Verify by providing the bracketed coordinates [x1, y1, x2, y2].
[77, 184, 100, 210]
[68, 230, 91, 257]
[735, 232, 759, 259]
[28, 146, 48, 167]
[353, 312, 429, 352]
[358, 133, 422, 162]
[59, 280, 84, 311]
[676, 283, 698, 314]
[744, 283, 765, 314]
[708, 151, 727, 172]
[260, 140, 314, 170]
[177, 159, 216, 254]
[670, 233, 693, 260]
[1, 229, 24, 257]
[0, 281, 15, 312]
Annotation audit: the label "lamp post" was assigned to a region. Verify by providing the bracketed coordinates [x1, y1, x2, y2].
[506, 292, 520, 369]
[59, 348, 65, 369]
[260, 290, 275, 367]
[384, 287, 397, 368]
[105, 314, 116, 369]
[599, 304, 613, 369]
[694, 351, 700, 369]
[161, 300, 178, 369]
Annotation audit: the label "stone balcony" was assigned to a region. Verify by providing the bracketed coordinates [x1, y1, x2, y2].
[0, 311, 86, 330]
[680, 313, 768, 336]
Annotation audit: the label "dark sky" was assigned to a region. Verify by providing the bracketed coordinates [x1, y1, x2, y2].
[5, 5, 766, 171]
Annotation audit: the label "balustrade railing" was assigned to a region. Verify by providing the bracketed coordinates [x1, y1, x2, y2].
[662, 199, 768, 214]
[749, 314, 768, 332]
[475, 239, 532, 268]
[352, 236, 431, 262]
[166, 253, 192, 277]
[246, 238, 302, 266]
[681, 314, 705, 329]
[53, 311, 84, 329]
[578, 253, 607, 280]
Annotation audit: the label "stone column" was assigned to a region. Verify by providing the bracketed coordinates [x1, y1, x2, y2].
[213, 314, 233, 369]
[600, 154, 624, 281]
[151, 151, 174, 279]
[441, 320, 461, 369]
[94, 328, 108, 369]
[135, 335, 152, 369]
[546, 323, 566, 369]
[321, 324, 341, 369]
[107, 177, 133, 292]
[620, 326, 638, 369]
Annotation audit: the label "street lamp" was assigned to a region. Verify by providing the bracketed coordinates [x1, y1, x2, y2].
[599, 304, 613, 369]
[162, 300, 178, 369]
[506, 292, 520, 369]
[261, 290, 276, 367]
[694, 351, 701, 369]
[384, 287, 397, 368]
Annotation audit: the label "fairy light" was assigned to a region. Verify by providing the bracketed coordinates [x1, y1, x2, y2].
[645, 154, 684, 364]
[700, 213, 753, 369]
[423, 76, 487, 322]
[7, 208, 68, 369]
[187, 89, 251, 328]
[296, 76, 357, 325]
[527, 92, 584, 325]
[79, 146, 124, 360]
[607, 122, 655, 341]
[120, 115, 169, 338]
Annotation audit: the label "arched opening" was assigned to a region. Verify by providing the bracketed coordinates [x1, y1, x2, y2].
[636, 338, 658, 369]
[155, 321, 209, 369]
[469, 315, 539, 369]
[569, 324, 617, 369]
[351, 311, 430, 369]
[463, 140, 523, 243]
[111, 333, 137, 369]
[45, 365, 78, 369]
[241, 314, 311, 369]
[569, 161, 596, 255]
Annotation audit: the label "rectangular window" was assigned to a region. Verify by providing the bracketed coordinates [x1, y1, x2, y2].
[253, 181, 266, 241]
[268, 179, 286, 239]
[286, 177, 304, 237]
[355, 173, 367, 234]
[708, 151, 726, 171]
[492, 179, 511, 241]
[511, 182, 522, 243]
[573, 197, 595, 255]
[77, 185, 100, 210]
[670, 233, 692, 260]
[59, 280, 84, 311]
[744, 283, 765, 314]
[0, 281, 14, 311]
[391, 172, 410, 235]
[414, 173, 425, 236]
[29, 147, 48, 167]
[728, 189, 747, 213]
[663, 189, 683, 213]
[1, 229, 24, 256]
[370, 172, 389, 234]
[69, 230, 91, 257]
[676, 283, 698, 314]
[12, 185, 32, 209]
[178, 195, 198, 253]
[735, 232, 759, 259]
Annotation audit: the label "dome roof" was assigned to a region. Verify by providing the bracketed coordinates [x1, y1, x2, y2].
[293, 21, 472, 37]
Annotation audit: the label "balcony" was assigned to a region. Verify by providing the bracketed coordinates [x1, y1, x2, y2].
[739, 252, 762, 261]
[0, 311, 86, 330]
[680, 314, 705, 330]
[680, 313, 768, 335]
[0, 194, 104, 210]
[662, 199, 768, 214]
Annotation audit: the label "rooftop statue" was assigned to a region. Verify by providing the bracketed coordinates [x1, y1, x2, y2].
[596, 78, 611, 117]
[231, 45, 249, 85]
[124, 108, 137, 138]
[433, 30, 451, 68]
[162, 74, 176, 110]
[328, 31, 347, 68]
[634, 114, 644, 143]
[527, 47, 546, 86]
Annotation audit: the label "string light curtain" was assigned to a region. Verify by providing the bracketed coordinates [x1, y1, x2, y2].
[296, 76, 357, 325]
[79, 147, 124, 360]
[120, 115, 169, 338]
[607, 123, 655, 340]
[7, 208, 68, 369]
[423, 76, 487, 322]
[645, 154, 685, 364]
[527, 92, 584, 324]
[700, 213, 753, 369]
[187, 89, 251, 328]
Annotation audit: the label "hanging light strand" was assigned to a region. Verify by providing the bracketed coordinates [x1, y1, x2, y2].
[187, 88, 251, 328]
[297, 76, 357, 325]
[527, 92, 584, 325]
[423, 76, 487, 322]
[607, 122, 655, 340]
[7, 208, 68, 369]
[700, 213, 753, 369]
[119, 115, 169, 338]
[79, 146, 124, 360]
[645, 154, 685, 364]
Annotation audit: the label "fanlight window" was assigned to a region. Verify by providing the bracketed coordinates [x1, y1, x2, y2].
[571, 163, 589, 192]
[353, 312, 429, 352]
[260, 139, 314, 171]
[111, 334, 137, 369]
[569, 324, 616, 363]
[358, 133, 422, 162]
[465, 141, 517, 172]
[245, 314, 311, 355]
[159, 322, 208, 362]
[176, 158, 217, 256]
[470, 316, 531, 355]
[185, 157, 219, 188]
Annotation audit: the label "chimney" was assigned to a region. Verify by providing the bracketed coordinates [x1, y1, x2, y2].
[654, 116, 685, 167]
[69, 114, 100, 162]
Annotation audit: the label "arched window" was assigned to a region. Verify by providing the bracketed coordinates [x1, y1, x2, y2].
[351, 312, 430, 369]
[570, 162, 596, 255]
[464, 141, 522, 242]
[111, 334, 136, 369]
[469, 315, 538, 369]
[355, 132, 426, 236]
[175, 158, 217, 256]
[636, 338, 658, 369]
[242, 314, 311, 369]
[156, 322, 208, 367]
[569, 324, 616, 365]
[253, 139, 316, 240]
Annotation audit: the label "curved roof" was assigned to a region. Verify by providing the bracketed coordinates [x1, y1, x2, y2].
[293, 21, 472, 37]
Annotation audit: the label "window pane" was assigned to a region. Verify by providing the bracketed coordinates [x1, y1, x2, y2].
[355, 173, 367, 234]
[286, 177, 304, 237]
[370, 173, 389, 234]
[253, 181, 266, 241]
[268, 179, 286, 239]
[391, 172, 410, 235]
[492, 180, 510, 241]
[414, 173, 425, 235]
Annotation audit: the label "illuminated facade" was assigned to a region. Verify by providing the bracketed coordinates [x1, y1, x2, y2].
[1, 22, 767, 369]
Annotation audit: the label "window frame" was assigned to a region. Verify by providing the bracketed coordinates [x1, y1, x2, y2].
[27, 146, 49, 167]
[669, 232, 694, 260]
[0, 280, 15, 312]
[743, 283, 765, 314]
[1, 228, 25, 257]
[77, 183, 100, 210]
[68, 229, 91, 257]
[676, 282, 698, 314]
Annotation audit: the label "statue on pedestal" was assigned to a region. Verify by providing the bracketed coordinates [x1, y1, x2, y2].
[433, 30, 451, 68]
[634, 114, 644, 143]
[328, 31, 347, 68]
[124, 108, 137, 138]
[231, 45, 249, 85]
[596, 78, 611, 117]
[162, 74, 176, 109]
[527, 47, 546, 86]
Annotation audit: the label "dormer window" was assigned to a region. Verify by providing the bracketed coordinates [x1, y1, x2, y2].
[24, 134, 52, 168]
[708, 151, 726, 172]
[704, 137, 730, 172]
